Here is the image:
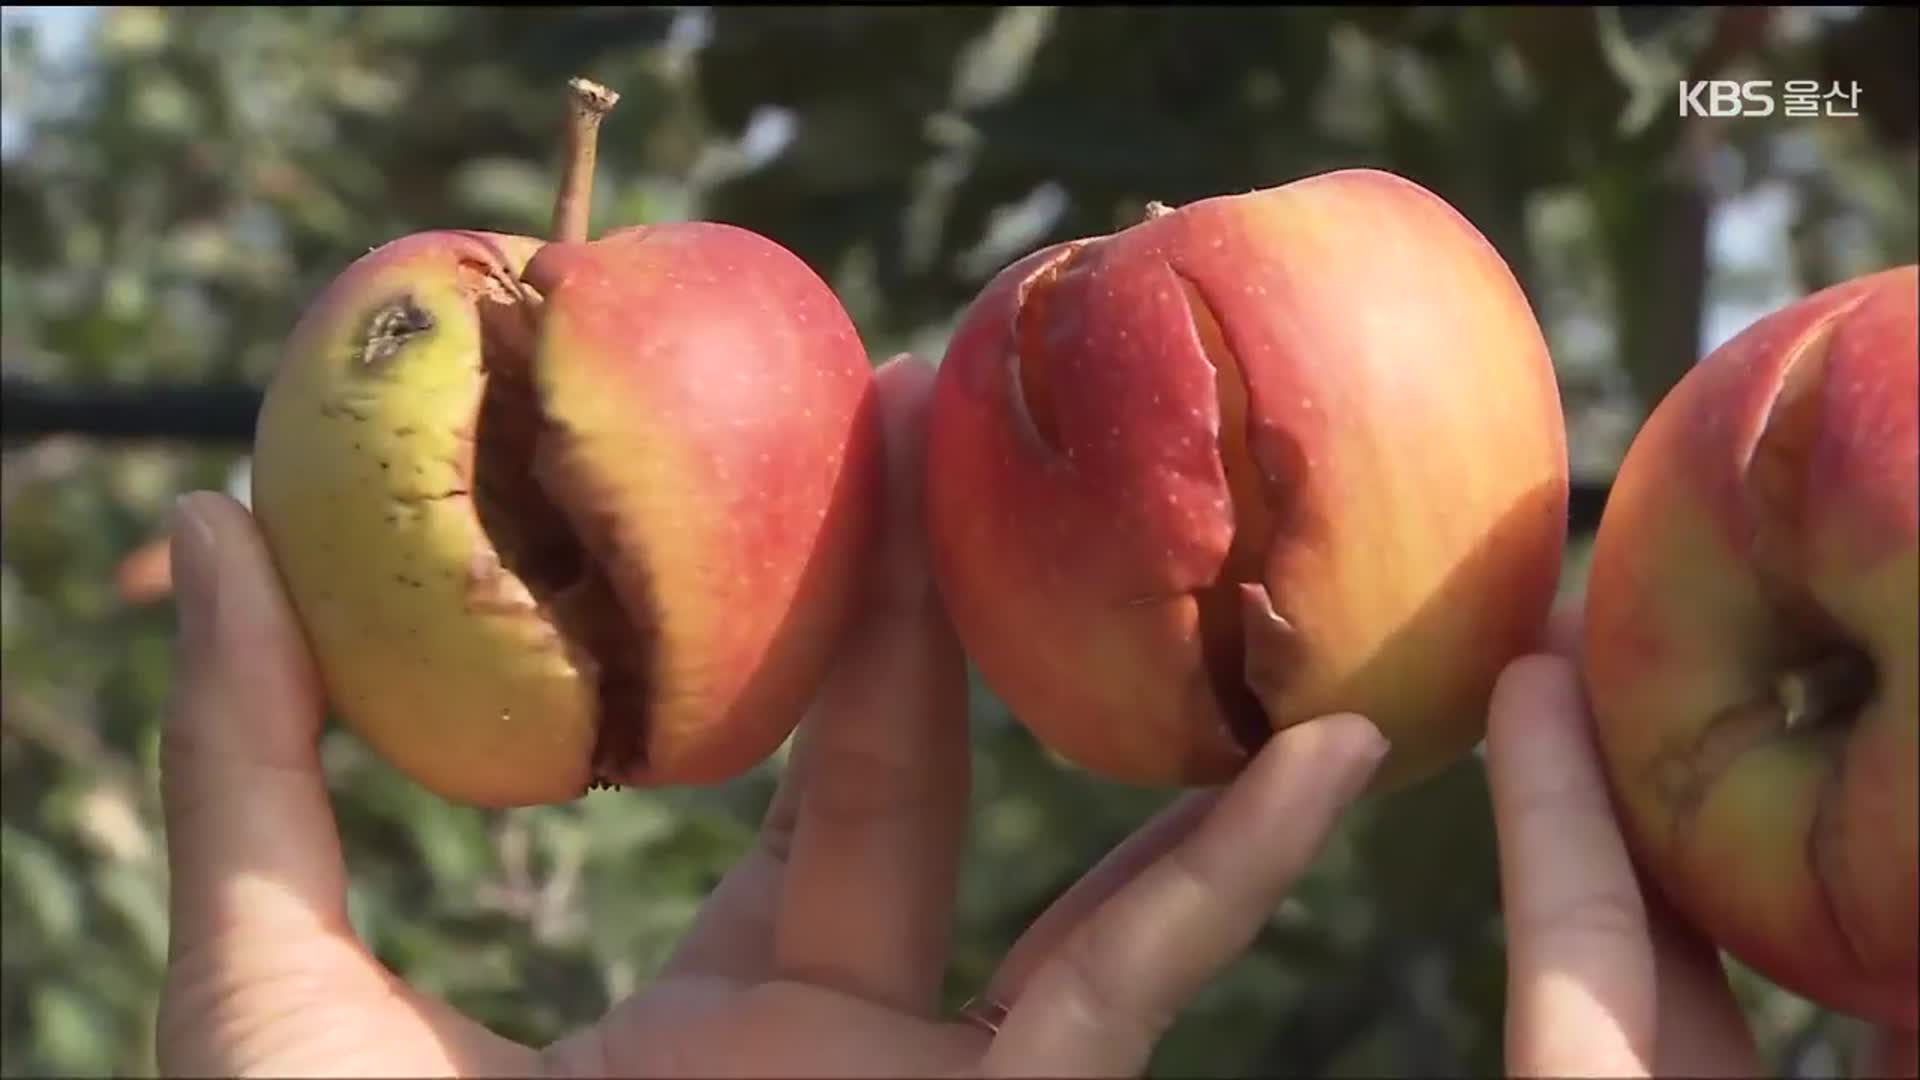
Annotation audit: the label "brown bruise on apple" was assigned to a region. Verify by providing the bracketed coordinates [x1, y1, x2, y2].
[1639, 308, 1881, 969]
[354, 296, 438, 373]
[1005, 239, 1304, 765]
[348, 253, 660, 793]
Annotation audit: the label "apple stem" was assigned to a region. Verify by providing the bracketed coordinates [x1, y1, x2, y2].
[1144, 200, 1175, 221]
[550, 77, 620, 245]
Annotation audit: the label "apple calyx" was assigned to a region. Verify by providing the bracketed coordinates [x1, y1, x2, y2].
[1653, 645, 1874, 827]
[1775, 650, 1874, 734]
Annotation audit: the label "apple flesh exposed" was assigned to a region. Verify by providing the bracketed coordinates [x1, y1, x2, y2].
[924, 169, 1570, 790]
[250, 83, 881, 807]
[1584, 265, 1918, 1028]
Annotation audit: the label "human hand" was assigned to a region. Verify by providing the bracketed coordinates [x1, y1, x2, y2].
[1484, 610, 1918, 1079]
[155, 353, 1389, 1079]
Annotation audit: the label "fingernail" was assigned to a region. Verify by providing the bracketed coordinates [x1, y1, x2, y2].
[170, 494, 220, 652]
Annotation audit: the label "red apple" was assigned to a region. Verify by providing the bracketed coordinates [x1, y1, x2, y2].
[250, 82, 883, 807]
[1583, 264, 1918, 1028]
[923, 169, 1570, 790]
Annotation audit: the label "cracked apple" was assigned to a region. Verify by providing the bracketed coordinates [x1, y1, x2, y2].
[1583, 264, 1918, 1028]
[924, 169, 1570, 790]
[249, 82, 882, 807]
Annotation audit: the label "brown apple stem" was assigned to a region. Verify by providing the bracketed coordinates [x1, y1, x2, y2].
[550, 77, 620, 244]
[1775, 650, 1874, 732]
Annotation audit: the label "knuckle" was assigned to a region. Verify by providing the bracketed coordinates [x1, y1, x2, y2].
[1053, 928, 1170, 1049]
[1159, 842, 1230, 909]
[1516, 882, 1647, 946]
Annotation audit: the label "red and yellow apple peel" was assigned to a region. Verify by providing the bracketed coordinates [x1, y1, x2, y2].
[250, 80, 884, 807]
[1584, 264, 1918, 1028]
[924, 169, 1572, 791]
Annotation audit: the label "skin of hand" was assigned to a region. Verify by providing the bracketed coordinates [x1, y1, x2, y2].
[1484, 609, 1919, 1080]
[154, 353, 1391, 1080]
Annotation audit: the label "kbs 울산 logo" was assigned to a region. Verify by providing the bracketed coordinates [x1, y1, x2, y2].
[1678, 80, 1861, 118]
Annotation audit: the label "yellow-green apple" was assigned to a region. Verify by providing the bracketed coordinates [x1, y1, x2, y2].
[923, 169, 1570, 790]
[1583, 264, 1918, 1028]
[248, 80, 882, 807]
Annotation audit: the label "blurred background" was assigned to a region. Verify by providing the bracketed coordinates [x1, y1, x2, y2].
[2, 6, 1915, 1077]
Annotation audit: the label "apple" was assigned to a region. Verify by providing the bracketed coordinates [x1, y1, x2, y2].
[249, 81, 882, 807]
[1582, 265, 1912, 1022]
[1583, 264, 1918, 1028]
[923, 169, 1570, 790]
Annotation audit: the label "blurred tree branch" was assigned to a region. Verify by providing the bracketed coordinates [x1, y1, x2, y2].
[0, 374, 1616, 537]
[3, 375, 261, 445]
[1608, 7, 1775, 411]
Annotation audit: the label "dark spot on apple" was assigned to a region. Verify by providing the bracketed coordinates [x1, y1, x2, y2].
[358, 295, 436, 373]
[319, 396, 376, 422]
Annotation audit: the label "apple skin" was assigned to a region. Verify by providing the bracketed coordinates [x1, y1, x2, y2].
[250, 223, 882, 808]
[1583, 265, 1918, 1029]
[923, 168, 1570, 790]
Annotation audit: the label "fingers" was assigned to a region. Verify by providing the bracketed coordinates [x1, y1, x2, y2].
[1546, 598, 1585, 659]
[1525, 597, 1747, 1075]
[980, 713, 1387, 1078]
[157, 493, 559, 1078]
[1486, 653, 1655, 1078]
[161, 491, 356, 955]
[773, 354, 973, 1014]
[1643, 890, 1762, 1076]
[657, 724, 816, 981]
[977, 791, 1221, 1010]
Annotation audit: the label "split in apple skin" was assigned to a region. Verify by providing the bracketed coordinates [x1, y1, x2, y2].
[249, 80, 885, 808]
[1584, 263, 1919, 1030]
[924, 168, 1572, 793]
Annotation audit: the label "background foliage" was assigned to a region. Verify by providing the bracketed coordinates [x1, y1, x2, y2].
[3, 6, 1915, 1077]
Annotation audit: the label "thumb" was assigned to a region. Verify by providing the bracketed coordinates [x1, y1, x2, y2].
[162, 490, 353, 955]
